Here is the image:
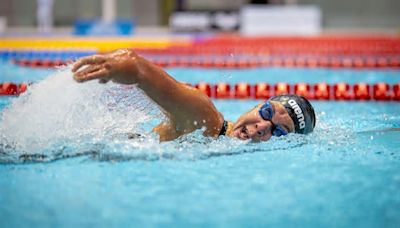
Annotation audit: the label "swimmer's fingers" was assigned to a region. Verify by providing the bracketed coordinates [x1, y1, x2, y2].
[74, 68, 110, 83]
[73, 64, 103, 78]
[71, 55, 107, 72]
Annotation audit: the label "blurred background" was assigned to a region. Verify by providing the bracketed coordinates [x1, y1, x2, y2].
[0, 2, 400, 227]
[0, 0, 399, 36]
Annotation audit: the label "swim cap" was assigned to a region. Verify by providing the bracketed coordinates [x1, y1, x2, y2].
[270, 94, 316, 134]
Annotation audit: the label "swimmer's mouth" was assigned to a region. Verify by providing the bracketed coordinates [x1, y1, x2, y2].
[239, 125, 249, 140]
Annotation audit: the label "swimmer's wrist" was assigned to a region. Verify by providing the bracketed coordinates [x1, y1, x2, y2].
[114, 51, 143, 84]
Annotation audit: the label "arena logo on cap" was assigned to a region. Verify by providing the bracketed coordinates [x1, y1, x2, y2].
[288, 99, 306, 129]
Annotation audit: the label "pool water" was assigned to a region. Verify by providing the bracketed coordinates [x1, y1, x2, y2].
[1, 63, 399, 227]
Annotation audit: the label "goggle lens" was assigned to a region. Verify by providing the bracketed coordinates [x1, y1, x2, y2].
[272, 126, 288, 137]
[259, 100, 288, 137]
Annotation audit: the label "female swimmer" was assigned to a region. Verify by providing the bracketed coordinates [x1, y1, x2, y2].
[72, 49, 315, 142]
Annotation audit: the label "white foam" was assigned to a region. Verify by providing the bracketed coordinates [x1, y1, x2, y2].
[0, 66, 161, 153]
[0, 66, 310, 162]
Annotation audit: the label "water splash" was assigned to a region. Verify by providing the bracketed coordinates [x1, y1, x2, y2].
[1, 67, 384, 164]
[0, 66, 162, 161]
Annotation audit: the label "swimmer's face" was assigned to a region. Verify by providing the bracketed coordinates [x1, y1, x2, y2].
[230, 101, 295, 142]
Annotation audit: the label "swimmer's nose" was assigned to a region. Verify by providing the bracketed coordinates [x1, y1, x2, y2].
[248, 123, 269, 140]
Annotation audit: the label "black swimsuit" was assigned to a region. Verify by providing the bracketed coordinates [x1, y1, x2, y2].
[218, 120, 228, 136]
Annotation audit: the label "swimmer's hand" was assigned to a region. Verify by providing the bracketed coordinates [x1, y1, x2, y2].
[72, 49, 140, 84]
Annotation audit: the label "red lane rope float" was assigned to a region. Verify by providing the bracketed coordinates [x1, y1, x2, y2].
[393, 84, 400, 101]
[354, 83, 371, 100]
[294, 83, 313, 100]
[254, 83, 271, 99]
[0, 82, 18, 95]
[1, 82, 399, 101]
[11, 57, 400, 69]
[274, 83, 291, 96]
[214, 82, 231, 99]
[12, 59, 69, 68]
[334, 83, 352, 100]
[314, 83, 331, 100]
[192, 82, 400, 101]
[235, 83, 251, 99]
[0, 82, 29, 96]
[195, 82, 211, 97]
[373, 83, 391, 101]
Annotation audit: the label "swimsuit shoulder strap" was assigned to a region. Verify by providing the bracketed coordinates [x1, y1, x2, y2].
[218, 120, 228, 136]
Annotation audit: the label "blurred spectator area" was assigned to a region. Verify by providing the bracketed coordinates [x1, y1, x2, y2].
[0, 0, 399, 29]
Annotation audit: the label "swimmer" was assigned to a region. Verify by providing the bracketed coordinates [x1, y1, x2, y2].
[72, 49, 316, 142]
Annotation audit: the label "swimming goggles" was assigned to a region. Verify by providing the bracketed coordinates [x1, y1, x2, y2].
[258, 100, 288, 137]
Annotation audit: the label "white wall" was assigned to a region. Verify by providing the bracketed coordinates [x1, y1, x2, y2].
[299, 0, 400, 29]
[186, 0, 245, 10]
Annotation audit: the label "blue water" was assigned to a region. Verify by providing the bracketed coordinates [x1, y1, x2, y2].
[1, 62, 400, 227]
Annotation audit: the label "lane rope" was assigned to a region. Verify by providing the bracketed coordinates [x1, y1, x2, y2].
[10, 57, 400, 69]
[1, 82, 399, 101]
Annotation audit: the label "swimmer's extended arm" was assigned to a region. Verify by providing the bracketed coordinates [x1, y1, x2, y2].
[72, 49, 223, 136]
